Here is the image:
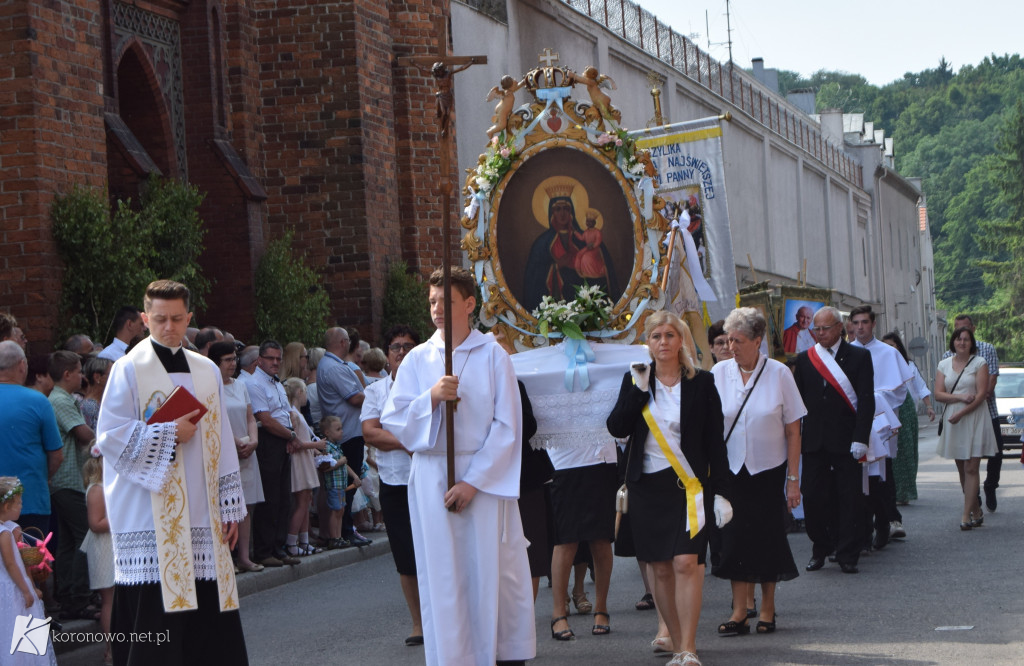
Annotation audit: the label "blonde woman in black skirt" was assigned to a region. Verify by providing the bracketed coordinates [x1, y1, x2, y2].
[710, 308, 804, 635]
[607, 311, 733, 666]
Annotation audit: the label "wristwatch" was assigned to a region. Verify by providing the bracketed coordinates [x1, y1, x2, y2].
[289, 430, 297, 441]
[786, 474, 799, 482]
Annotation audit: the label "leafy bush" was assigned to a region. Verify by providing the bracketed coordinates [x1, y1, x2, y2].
[381, 260, 432, 343]
[52, 188, 151, 342]
[138, 176, 210, 310]
[254, 230, 330, 345]
[51, 176, 209, 343]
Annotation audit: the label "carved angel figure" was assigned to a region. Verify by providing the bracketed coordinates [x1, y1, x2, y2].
[485, 75, 526, 139]
[569, 66, 620, 130]
[635, 149, 657, 178]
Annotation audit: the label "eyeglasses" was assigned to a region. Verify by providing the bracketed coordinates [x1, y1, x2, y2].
[260, 354, 282, 362]
[810, 323, 839, 334]
[389, 343, 417, 353]
[220, 356, 238, 363]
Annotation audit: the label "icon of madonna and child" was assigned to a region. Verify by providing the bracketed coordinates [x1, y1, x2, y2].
[518, 177, 622, 312]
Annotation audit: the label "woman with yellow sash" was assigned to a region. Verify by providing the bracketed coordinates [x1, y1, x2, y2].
[607, 311, 733, 666]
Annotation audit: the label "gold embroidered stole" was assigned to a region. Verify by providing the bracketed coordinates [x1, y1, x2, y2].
[130, 341, 238, 613]
[638, 382, 705, 538]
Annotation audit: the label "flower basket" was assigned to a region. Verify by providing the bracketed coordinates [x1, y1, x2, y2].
[18, 527, 54, 583]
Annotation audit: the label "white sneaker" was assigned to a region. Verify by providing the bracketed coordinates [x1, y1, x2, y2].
[890, 521, 906, 538]
[668, 652, 702, 666]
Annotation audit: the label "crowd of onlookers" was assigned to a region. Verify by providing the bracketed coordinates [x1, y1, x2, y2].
[0, 309, 390, 634]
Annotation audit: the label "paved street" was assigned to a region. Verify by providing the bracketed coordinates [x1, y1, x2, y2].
[61, 419, 1024, 664]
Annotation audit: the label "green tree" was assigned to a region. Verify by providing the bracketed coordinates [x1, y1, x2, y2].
[138, 175, 210, 311]
[975, 100, 1024, 357]
[51, 178, 210, 344]
[51, 188, 152, 342]
[381, 260, 432, 343]
[254, 230, 330, 345]
[931, 155, 1003, 312]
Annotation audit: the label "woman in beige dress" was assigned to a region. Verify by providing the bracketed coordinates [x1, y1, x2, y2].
[934, 326, 997, 530]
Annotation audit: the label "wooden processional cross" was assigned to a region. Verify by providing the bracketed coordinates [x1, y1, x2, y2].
[397, 18, 486, 497]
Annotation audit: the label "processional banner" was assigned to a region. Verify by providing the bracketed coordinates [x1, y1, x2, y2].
[631, 118, 737, 324]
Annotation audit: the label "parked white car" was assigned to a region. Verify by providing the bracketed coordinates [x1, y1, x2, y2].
[995, 365, 1024, 451]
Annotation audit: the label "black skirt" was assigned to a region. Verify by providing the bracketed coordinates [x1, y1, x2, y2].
[519, 484, 553, 578]
[379, 481, 417, 576]
[628, 467, 709, 564]
[711, 463, 798, 583]
[549, 462, 618, 544]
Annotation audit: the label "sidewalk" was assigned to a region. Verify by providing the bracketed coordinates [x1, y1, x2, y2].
[53, 534, 392, 657]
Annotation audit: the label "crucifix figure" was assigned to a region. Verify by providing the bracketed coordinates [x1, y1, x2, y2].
[397, 17, 486, 495]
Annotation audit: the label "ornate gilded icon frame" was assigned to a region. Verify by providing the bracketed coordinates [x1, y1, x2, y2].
[460, 56, 669, 349]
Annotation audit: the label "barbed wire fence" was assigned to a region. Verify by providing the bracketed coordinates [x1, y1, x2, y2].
[562, 0, 863, 187]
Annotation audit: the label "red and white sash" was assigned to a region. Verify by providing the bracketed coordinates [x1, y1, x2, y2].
[807, 343, 857, 414]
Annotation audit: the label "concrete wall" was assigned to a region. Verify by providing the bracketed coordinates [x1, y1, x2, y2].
[451, 0, 934, 349]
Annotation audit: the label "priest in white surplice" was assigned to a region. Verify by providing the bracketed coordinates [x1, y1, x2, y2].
[381, 267, 536, 666]
[96, 280, 248, 666]
[849, 306, 913, 550]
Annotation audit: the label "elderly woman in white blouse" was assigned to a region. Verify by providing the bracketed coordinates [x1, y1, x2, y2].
[710, 308, 805, 635]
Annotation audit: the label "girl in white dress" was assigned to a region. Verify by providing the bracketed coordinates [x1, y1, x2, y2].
[284, 378, 326, 556]
[80, 451, 115, 664]
[0, 476, 57, 665]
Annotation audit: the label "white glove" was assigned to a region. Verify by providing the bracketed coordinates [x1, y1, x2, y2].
[630, 363, 650, 392]
[713, 494, 733, 528]
[850, 442, 868, 461]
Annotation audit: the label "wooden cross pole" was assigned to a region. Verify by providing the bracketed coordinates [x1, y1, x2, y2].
[397, 17, 486, 497]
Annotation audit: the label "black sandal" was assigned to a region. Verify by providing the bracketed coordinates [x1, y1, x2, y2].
[635, 592, 655, 610]
[550, 616, 574, 641]
[756, 614, 777, 634]
[717, 618, 750, 636]
[592, 611, 611, 635]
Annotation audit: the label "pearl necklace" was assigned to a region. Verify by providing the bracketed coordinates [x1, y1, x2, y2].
[737, 359, 758, 374]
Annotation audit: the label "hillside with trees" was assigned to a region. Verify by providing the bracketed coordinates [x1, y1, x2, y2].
[777, 55, 1024, 358]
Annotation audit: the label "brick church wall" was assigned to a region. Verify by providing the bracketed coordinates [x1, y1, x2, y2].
[255, 0, 455, 342]
[0, 0, 461, 346]
[0, 0, 106, 345]
[390, 1, 462, 280]
[179, 1, 264, 337]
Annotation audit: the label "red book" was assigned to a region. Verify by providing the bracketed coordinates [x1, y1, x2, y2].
[146, 385, 208, 425]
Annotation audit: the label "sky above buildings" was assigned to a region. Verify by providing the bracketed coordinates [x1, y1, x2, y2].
[636, 0, 1024, 86]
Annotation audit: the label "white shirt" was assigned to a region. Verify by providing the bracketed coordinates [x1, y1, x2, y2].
[795, 328, 815, 353]
[247, 366, 291, 429]
[711, 356, 807, 475]
[642, 380, 683, 473]
[97, 337, 128, 361]
[851, 337, 913, 410]
[908, 361, 931, 403]
[361, 374, 411, 486]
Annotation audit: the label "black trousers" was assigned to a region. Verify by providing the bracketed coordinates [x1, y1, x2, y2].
[50, 488, 91, 609]
[863, 465, 895, 546]
[112, 581, 248, 666]
[340, 436, 365, 538]
[984, 417, 1004, 491]
[253, 429, 292, 560]
[801, 449, 864, 566]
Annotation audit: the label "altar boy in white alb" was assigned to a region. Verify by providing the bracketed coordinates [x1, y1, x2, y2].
[381, 267, 536, 666]
[96, 280, 247, 666]
[849, 305, 913, 549]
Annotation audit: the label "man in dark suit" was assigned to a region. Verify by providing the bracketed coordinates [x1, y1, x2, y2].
[794, 306, 874, 574]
